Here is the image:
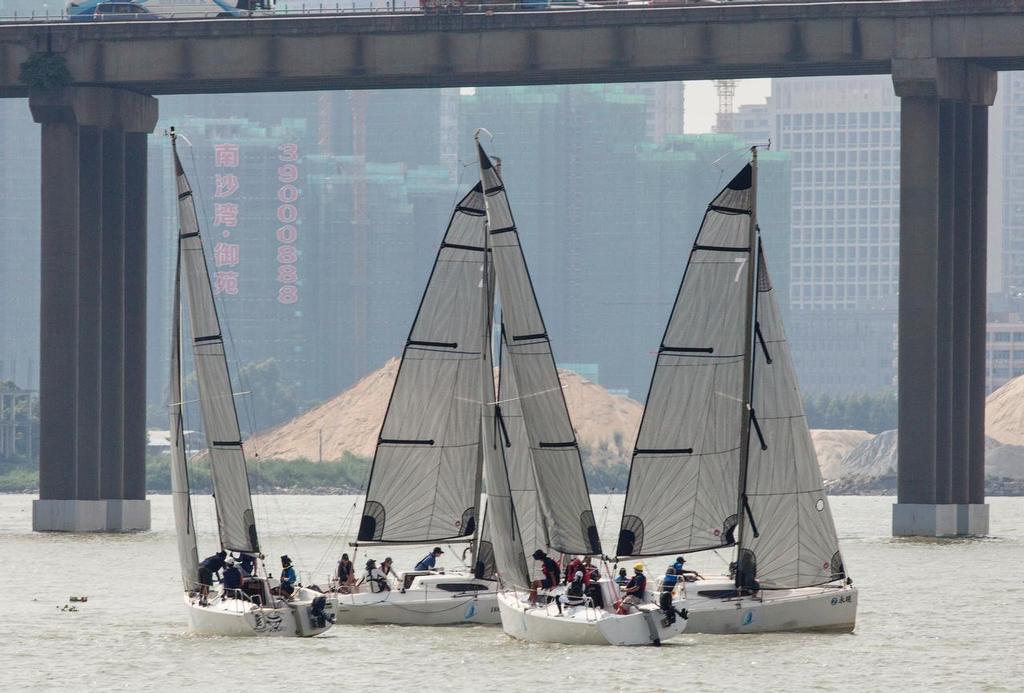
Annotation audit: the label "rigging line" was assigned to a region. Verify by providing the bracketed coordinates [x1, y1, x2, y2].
[598, 488, 617, 538]
[453, 383, 568, 407]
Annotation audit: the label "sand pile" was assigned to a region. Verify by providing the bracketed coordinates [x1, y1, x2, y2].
[247, 358, 643, 463]
[841, 430, 899, 478]
[986, 375, 1024, 446]
[810, 429, 875, 481]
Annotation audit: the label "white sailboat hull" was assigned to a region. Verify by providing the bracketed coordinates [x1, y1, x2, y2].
[329, 573, 501, 626]
[185, 589, 333, 637]
[497, 590, 687, 646]
[682, 578, 858, 634]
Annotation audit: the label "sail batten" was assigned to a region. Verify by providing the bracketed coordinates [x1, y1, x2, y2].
[617, 165, 755, 558]
[478, 142, 601, 557]
[173, 141, 259, 555]
[357, 184, 489, 545]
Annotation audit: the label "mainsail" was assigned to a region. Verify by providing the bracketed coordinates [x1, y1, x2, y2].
[478, 141, 601, 557]
[169, 252, 199, 591]
[174, 139, 259, 554]
[616, 165, 755, 557]
[738, 248, 845, 588]
[357, 184, 489, 544]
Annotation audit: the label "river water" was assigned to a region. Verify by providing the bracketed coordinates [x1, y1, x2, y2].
[4, 494, 1022, 691]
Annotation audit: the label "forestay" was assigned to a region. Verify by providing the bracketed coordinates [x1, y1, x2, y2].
[169, 252, 199, 591]
[175, 145, 260, 554]
[617, 165, 755, 557]
[739, 250, 845, 588]
[478, 142, 601, 557]
[358, 185, 489, 544]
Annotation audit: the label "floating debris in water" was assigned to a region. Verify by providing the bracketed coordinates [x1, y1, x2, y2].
[69, 596, 88, 602]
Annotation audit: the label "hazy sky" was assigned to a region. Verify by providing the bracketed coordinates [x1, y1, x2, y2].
[685, 79, 771, 133]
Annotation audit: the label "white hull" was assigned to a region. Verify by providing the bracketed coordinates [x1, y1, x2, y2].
[329, 573, 501, 626]
[497, 590, 687, 646]
[682, 578, 858, 634]
[185, 588, 333, 637]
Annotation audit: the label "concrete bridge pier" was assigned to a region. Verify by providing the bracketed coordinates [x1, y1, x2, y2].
[30, 87, 157, 532]
[893, 60, 995, 537]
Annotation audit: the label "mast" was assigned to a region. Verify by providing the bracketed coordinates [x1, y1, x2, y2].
[733, 147, 760, 587]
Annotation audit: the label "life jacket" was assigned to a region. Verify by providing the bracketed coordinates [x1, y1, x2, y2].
[662, 573, 679, 591]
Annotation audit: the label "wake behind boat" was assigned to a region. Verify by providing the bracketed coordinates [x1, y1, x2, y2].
[475, 137, 687, 646]
[616, 149, 858, 635]
[169, 130, 332, 638]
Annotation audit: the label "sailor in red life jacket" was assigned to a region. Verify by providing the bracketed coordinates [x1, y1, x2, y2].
[565, 557, 583, 583]
[530, 550, 561, 604]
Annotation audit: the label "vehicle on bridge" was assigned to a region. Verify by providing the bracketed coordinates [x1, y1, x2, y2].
[67, 0, 273, 21]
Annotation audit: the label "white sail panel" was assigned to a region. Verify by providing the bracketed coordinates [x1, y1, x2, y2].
[478, 323, 532, 587]
[169, 259, 199, 591]
[358, 185, 488, 543]
[739, 252, 845, 588]
[617, 165, 754, 557]
[497, 332, 547, 582]
[175, 147, 259, 554]
[479, 143, 601, 556]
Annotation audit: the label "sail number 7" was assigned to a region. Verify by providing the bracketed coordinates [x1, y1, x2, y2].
[734, 258, 747, 283]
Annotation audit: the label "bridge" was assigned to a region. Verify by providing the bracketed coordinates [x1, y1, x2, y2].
[10, 0, 1017, 535]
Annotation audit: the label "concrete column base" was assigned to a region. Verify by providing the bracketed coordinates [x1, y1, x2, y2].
[33, 499, 150, 532]
[956, 503, 989, 536]
[892, 503, 960, 537]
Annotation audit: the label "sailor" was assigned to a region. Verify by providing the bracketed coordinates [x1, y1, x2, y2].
[221, 557, 243, 601]
[565, 556, 583, 583]
[532, 550, 561, 589]
[662, 565, 680, 594]
[557, 570, 588, 613]
[581, 556, 599, 583]
[336, 553, 355, 592]
[617, 563, 647, 614]
[673, 555, 703, 582]
[414, 547, 444, 571]
[279, 555, 298, 598]
[237, 552, 259, 577]
[197, 550, 227, 606]
[360, 559, 390, 593]
[380, 557, 395, 584]
[614, 567, 628, 586]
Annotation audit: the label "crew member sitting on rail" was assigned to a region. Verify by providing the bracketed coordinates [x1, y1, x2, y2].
[530, 550, 562, 605]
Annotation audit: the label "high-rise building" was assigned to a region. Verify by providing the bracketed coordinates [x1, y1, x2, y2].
[770, 75, 901, 394]
[0, 98, 39, 390]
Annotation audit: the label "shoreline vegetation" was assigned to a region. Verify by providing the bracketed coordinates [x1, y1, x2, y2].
[2, 452, 1024, 495]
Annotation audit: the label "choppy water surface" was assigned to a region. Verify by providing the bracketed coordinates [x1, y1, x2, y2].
[4, 494, 1023, 691]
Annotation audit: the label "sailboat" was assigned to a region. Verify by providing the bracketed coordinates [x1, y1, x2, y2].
[169, 130, 333, 637]
[328, 182, 502, 626]
[616, 150, 858, 634]
[475, 139, 688, 646]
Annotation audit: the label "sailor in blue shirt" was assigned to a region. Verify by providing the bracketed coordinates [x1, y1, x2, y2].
[414, 546, 444, 571]
[280, 555, 297, 597]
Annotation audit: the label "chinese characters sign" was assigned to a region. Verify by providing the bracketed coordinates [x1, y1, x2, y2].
[212, 143, 241, 295]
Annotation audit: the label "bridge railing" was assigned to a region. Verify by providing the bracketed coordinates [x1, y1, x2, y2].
[0, 0, 742, 26]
